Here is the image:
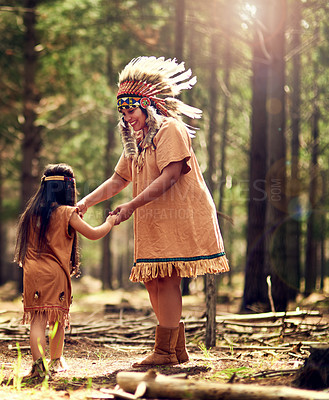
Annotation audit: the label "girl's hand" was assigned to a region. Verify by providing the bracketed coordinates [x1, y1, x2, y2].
[106, 214, 117, 228]
[77, 198, 88, 216]
[112, 202, 135, 225]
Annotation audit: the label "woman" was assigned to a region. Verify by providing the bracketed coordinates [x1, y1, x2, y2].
[78, 56, 229, 367]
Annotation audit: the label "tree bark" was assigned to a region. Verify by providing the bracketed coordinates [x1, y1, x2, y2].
[305, 103, 320, 296]
[205, 2, 220, 344]
[21, 0, 41, 209]
[20, 0, 41, 292]
[175, 0, 185, 62]
[101, 47, 116, 290]
[264, 0, 288, 312]
[206, 0, 220, 194]
[174, 0, 190, 296]
[319, 171, 326, 291]
[0, 155, 4, 285]
[242, 0, 269, 311]
[205, 273, 216, 348]
[285, 0, 302, 300]
[304, 17, 321, 297]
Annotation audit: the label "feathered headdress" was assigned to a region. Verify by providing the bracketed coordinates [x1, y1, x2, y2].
[117, 56, 202, 169]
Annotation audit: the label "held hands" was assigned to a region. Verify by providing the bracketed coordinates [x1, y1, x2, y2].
[76, 197, 135, 226]
[76, 198, 88, 217]
[106, 214, 117, 229]
[111, 201, 136, 225]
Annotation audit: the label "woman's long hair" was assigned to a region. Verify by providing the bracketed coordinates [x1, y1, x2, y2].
[14, 164, 80, 275]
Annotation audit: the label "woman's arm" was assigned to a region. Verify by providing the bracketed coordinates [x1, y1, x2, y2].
[113, 160, 183, 224]
[69, 212, 117, 240]
[77, 172, 129, 214]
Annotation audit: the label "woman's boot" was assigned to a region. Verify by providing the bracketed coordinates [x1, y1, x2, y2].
[133, 325, 179, 367]
[176, 321, 189, 363]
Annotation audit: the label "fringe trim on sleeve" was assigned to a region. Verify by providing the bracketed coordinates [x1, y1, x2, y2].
[22, 307, 70, 329]
[129, 255, 230, 283]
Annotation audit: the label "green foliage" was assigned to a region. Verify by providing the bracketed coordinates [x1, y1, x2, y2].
[0, 0, 328, 286]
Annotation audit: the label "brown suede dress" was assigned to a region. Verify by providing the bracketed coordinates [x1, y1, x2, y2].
[115, 117, 229, 283]
[22, 206, 77, 327]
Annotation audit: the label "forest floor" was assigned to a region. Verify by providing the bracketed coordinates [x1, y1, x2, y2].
[1, 276, 329, 400]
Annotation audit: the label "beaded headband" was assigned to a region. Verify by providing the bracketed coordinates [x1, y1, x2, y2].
[117, 96, 151, 111]
[41, 175, 75, 183]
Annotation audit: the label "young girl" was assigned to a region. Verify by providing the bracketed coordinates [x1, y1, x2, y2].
[15, 163, 116, 378]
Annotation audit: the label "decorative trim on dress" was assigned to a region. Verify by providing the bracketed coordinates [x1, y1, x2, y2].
[129, 253, 230, 283]
[22, 306, 70, 328]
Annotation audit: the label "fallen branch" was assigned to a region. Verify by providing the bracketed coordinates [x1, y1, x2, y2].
[116, 370, 329, 400]
[216, 310, 321, 322]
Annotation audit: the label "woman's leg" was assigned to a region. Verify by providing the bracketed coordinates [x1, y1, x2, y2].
[144, 278, 160, 320]
[144, 269, 182, 327]
[49, 321, 65, 360]
[133, 270, 182, 367]
[30, 312, 48, 361]
[157, 271, 182, 327]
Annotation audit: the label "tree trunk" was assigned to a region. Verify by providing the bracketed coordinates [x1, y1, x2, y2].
[174, 0, 190, 296]
[264, 0, 288, 312]
[285, 0, 302, 300]
[175, 0, 185, 62]
[205, 274, 216, 348]
[21, 0, 41, 209]
[305, 103, 320, 296]
[206, 3, 220, 194]
[319, 171, 326, 291]
[205, 0, 220, 345]
[218, 28, 230, 214]
[218, 5, 231, 285]
[242, 0, 269, 311]
[0, 155, 4, 285]
[20, 0, 41, 292]
[101, 48, 116, 290]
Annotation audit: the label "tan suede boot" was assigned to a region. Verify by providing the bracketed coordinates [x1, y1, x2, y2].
[132, 325, 179, 367]
[176, 321, 189, 363]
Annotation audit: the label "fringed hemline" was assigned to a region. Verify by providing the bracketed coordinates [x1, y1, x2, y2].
[129, 255, 230, 283]
[22, 306, 70, 329]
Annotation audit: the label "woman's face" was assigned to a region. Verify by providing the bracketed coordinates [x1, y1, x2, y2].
[121, 107, 147, 132]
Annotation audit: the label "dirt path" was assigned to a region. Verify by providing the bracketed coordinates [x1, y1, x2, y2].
[1, 284, 328, 399]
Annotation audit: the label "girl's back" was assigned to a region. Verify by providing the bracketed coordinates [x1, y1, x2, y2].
[23, 205, 78, 327]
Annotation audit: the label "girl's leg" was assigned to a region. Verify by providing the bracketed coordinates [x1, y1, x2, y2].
[30, 312, 48, 361]
[49, 321, 65, 360]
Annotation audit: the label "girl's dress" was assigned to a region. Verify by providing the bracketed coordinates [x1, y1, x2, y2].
[115, 117, 230, 283]
[22, 206, 77, 326]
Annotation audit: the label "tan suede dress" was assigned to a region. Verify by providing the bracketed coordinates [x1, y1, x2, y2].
[115, 117, 229, 283]
[22, 206, 77, 326]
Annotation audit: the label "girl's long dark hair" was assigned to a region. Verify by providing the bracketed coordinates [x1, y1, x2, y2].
[14, 164, 80, 275]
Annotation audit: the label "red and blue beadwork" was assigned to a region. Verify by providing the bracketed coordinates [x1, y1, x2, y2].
[117, 96, 151, 111]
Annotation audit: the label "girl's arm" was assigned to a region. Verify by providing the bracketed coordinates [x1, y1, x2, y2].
[69, 212, 117, 240]
[77, 172, 129, 214]
[113, 160, 183, 224]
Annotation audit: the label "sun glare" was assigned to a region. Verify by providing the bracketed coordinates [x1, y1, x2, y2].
[240, 2, 257, 29]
